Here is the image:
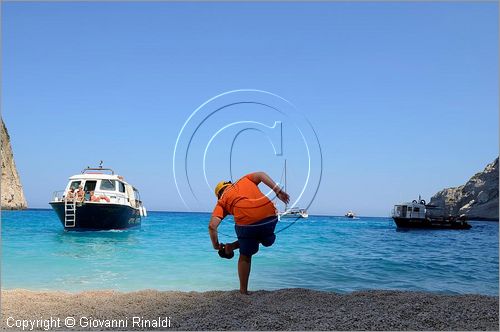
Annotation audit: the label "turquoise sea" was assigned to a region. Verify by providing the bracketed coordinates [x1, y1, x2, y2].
[1, 210, 498, 295]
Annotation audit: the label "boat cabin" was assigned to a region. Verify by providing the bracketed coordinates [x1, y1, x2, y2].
[52, 168, 142, 209]
[392, 200, 426, 220]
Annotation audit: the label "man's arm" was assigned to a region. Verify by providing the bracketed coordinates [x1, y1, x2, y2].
[208, 216, 222, 250]
[248, 172, 290, 204]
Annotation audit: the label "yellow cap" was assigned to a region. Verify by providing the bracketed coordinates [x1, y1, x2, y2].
[214, 181, 231, 197]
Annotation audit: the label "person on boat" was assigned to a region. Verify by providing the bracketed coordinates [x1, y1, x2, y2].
[76, 185, 85, 202]
[89, 191, 99, 202]
[65, 187, 76, 201]
[89, 191, 111, 203]
[208, 172, 290, 295]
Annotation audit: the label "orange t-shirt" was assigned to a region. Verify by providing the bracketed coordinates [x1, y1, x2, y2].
[212, 173, 277, 225]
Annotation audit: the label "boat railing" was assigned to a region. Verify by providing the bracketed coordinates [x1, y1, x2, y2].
[52, 190, 66, 202]
[52, 190, 131, 205]
[81, 167, 114, 175]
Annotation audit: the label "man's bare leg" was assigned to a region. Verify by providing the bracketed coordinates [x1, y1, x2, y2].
[238, 254, 251, 295]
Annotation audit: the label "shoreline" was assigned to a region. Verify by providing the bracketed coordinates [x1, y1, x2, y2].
[1, 287, 498, 297]
[4, 208, 500, 222]
[2, 288, 498, 330]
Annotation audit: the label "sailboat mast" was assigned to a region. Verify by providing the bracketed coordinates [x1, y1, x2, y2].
[284, 159, 287, 210]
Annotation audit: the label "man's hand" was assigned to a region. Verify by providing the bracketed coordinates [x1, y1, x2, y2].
[276, 190, 290, 205]
[249, 172, 291, 204]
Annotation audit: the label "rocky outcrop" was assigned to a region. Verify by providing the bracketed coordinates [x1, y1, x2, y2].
[428, 158, 498, 220]
[1, 119, 27, 209]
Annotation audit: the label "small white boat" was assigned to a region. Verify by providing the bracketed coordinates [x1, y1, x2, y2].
[345, 210, 355, 218]
[277, 160, 308, 220]
[279, 207, 309, 220]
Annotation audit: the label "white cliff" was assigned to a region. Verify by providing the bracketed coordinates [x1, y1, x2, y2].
[1, 119, 27, 210]
[428, 158, 498, 220]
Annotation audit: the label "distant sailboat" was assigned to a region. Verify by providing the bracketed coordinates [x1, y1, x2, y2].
[278, 160, 308, 220]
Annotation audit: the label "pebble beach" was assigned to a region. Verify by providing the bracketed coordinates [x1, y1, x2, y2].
[2, 288, 498, 331]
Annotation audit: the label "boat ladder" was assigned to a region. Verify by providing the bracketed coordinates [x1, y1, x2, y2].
[64, 199, 76, 227]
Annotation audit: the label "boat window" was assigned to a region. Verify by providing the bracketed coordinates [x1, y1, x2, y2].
[118, 182, 125, 193]
[134, 188, 141, 201]
[100, 179, 116, 191]
[69, 181, 81, 190]
[84, 180, 97, 192]
[414, 207, 420, 212]
[408, 207, 412, 212]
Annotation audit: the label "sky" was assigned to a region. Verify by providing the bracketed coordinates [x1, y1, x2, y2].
[2, 1, 498, 216]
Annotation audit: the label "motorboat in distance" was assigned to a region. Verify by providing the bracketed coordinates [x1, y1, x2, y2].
[392, 197, 471, 230]
[345, 211, 355, 218]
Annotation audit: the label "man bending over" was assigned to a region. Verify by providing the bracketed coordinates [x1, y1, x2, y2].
[208, 172, 290, 295]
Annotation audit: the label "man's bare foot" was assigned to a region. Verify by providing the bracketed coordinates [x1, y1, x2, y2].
[239, 289, 250, 295]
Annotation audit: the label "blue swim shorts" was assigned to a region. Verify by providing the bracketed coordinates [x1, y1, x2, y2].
[235, 215, 278, 256]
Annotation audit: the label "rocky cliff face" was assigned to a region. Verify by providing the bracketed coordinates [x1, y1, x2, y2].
[428, 158, 499, 220]
[1, 119, 27, 210]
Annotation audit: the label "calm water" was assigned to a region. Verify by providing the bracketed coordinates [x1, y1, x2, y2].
[1, 210, 498, 295]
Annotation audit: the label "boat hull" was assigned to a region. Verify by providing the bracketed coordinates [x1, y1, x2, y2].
[50, 202, 141, 231]
[279, 213, 308, 219]
[393, 217, 471, 230]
